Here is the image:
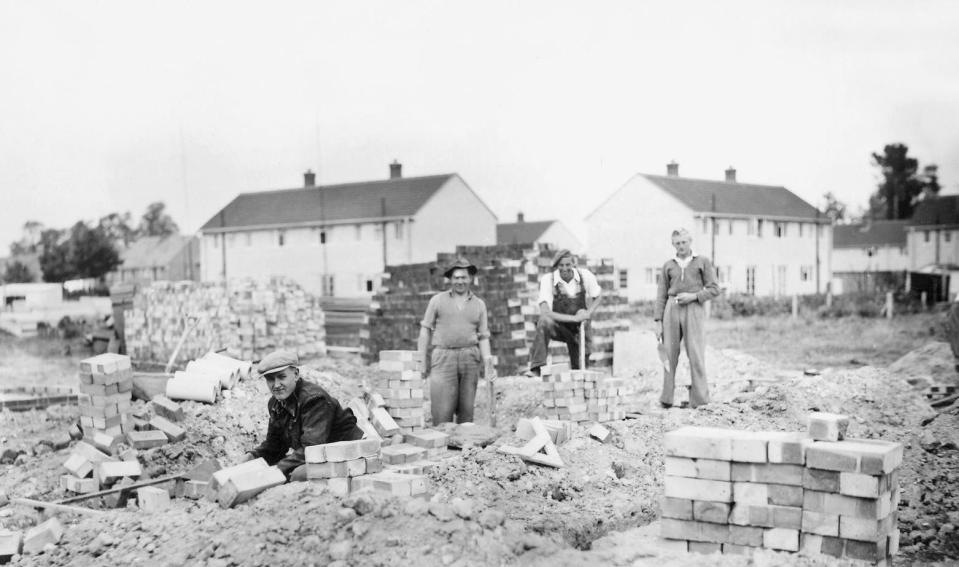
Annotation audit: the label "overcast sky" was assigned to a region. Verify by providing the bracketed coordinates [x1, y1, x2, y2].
[2, 0, 958, 252]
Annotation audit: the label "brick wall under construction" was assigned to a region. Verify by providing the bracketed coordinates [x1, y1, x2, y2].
[363, 244, 631, 376]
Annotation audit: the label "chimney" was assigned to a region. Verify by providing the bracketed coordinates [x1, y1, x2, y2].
[304, 170, 315, 187]
[725, 166, 736, 183]
[517, 212, 525, 223]
[666, 161, 679, 177]
[389, 160, 402, 179]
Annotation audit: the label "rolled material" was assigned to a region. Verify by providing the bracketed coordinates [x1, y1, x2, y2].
[166, 371, 218, 403]
[202, 352, 253, 381]
[185, 359, 236, 390]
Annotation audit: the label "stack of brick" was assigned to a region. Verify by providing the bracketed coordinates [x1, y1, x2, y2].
[365, 243, 630, 376]
[124, 277, 325, 365]
[305, 438, 385, 497]
[540, 370, 639, 423]
[660, 415, 902, 565]
[374, 351, 427, 433]
[78, 354, 133, 442]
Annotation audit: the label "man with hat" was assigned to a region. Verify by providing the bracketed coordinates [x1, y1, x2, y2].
[241, 349, 363, 481]
[526, 249, 603, 377]
[418, 257, 494, 424]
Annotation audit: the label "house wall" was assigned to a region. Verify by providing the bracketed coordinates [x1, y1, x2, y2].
[199, 176, 497, 297]
[537, 223, 583, 253]
[907, 227, 959, 270]
[833, 245, 909, 272]
[587, 176, 832, 300]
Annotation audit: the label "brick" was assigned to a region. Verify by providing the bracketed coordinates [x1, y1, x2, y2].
[324, 441, 364, 462]
[379, 350, 421, 362]
[404, 429, 448, 449]
[182, 480, 207, 499]
[149, 416, 186, 442]
[370, 407, 400, 437]
[807, 412, 849, 441]
[727, 525, 763, 547]
[96, 460, 142, 485]
[305, 445, 327, 463]
[731, 463, 803, 485]
[120, 448, 139, 462]
[588, 424, 611, 443]
[137, 486, 171, 512]
[151, 395, 184, 421]
[65, 475, 99, 494]
[721, 543, 752, 555]
[22, 518, 63, 553]
[366, 471, 413, 497]
[661, 519, 728, 543]
[306, 461, 350, 479]
[207, 458, 269, 499]
[687, 541, 721, 554]
[767, 484, 803, 507]
[845, 438, 903, 475]
[365, 456, 383, 473]
[728, 504, 752, 526]
[318, 477, 352, 497]
[126, 430, 168, 449]
[661, 497, 693, 520]
[347, 398, 370, 421]
[803, 467, 840, 491]
[730, 431, 768, 463]
[887, 528, 900, 555]
[0, 530, 22, 560]
[765, 432, 808, 464]
[71, 441, 115, 464]
[408, 474, 428, 495]
[63, 453, 94, 478]
[665, 457, 730, 481]
[802, 510, 839, 536]
[772, 506, 802, 529]
[358, 438, 381, 456]
[839, 472, 880, 498]
[659, 538, 687, 553]
[378, 360, 419, 372]
[346, 458, 366, 477]
[663, 426, 733, 461]
[380, 444, 426, 465]
[763, 528, 799, 551]
[218, 466, 286, 508]
[693, 501, 730, 524]
[805, 442, 860, 472]
[664, 476, 732, 503]
[844, 538, 887, 562]
[732, 482, 767, 504]
[839, 514, 895, 542]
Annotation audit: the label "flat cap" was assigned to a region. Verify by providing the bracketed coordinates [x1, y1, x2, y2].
[551, 249, 573, 270]
[256, 350, 299, 376]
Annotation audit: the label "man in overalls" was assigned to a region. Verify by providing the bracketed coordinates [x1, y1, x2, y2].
[526, 249, 603, 377]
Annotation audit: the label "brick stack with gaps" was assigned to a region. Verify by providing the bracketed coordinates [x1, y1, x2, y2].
[660, 412, 902, 565]
[540, 369, 638, 423]
[364, 243, 631, 377]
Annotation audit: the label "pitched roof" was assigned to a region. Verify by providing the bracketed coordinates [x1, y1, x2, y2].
[909, 195, 959, 227]
[640, 174, 824, 220]
[120, 235, 194, 269]
[496, 220, 555, 245]
[200, 174, 455, 231]
[833, 220, 907, 248]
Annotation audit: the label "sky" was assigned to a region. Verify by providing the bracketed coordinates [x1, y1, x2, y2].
[2, 0, 958, 252]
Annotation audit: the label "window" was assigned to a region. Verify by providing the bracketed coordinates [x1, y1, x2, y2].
[375, 225, 384, 240]
[320, 230, 327, 244]
[618, 269, 628, 289]
[395, 222, 404, 240]
[798, 223, 804, 238]
[355, 225, 362, 241]
[866, 247, 875, 258]
[212, 234, 219, 249]
[747, 219, 755, 236]
[946, 231, 952, 243]
[800, 266, 812, 282]
[277, 230, 285, 247]
[774, 222, 786, 238]
[925, 230, 930, 242]
[728, 220, 734, 236]
[645, 268, 654, 284]
[900, 246, 907, 256]
[321, 274, 334, 297]
[777, 265, 787, 295]
[702, 217, 708, 234]
[366, 279, 374, 292]
[746, 266, 756, 295]
[756, 219, 764, 238]
[227, 234, 236, 247]
[245, 233, 252, 247]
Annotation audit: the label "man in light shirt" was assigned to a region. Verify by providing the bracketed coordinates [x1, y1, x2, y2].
[525, 249, 603, 377]
[654, 228, 720, 409]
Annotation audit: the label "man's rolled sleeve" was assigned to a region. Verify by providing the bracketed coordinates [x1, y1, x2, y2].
[653, 263, 669, 321]
[274, 396, 334, 477]
[584, 270, 603, 299]
[696, 259, 721, 303]
[420, 294, 439, 331]
[537, 274, 554, 306]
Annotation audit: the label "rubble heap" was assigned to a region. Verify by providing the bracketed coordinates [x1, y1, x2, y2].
[365, 243, 630, 376]
[124, 278, 326, 364]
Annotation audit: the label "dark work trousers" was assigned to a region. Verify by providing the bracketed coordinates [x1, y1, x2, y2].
[529, 277, 589, 371]
[661, 298, 709, 408]
[428, 345, 481, 424]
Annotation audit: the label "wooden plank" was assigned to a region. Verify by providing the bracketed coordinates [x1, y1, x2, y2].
[12, 498, 107, 517]
[56, 474, 183, 505]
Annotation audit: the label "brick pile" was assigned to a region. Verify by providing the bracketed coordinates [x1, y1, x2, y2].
[305, 438, 432, 499]
[365, 243, 630, 376]
[77, 354, 134, 441]
[124, 277, 325, 364]
[374, 351, 427, 433]
[540, 370, 639, 423]
[660, 413, 902, 565]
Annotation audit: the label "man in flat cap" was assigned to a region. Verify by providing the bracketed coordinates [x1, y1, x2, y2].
[526, 249, 603, 377]
[418, 257, 494, 424]
[241, 350, 363, 481]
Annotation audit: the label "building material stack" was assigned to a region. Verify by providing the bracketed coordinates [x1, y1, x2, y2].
[366, 244, 630, 376]
[304, 438, 430, 498]
[660, 414, 902, 565]
[540, 370, 638, 423]
[374, 350, 427, 433]
[77, 353, 134, 448]
[124, 277, 325, 365]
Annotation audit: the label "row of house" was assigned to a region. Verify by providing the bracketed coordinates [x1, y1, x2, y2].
[99, 158, 957, 302]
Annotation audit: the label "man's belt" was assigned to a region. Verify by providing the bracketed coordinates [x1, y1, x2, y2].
[432, 344, 478, 349]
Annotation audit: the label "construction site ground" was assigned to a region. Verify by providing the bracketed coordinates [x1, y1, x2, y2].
[1, 313, 957, 566]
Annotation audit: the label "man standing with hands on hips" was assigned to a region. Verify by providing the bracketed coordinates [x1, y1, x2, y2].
[418, 257, 495, 425]
[654, 228, 720, 409]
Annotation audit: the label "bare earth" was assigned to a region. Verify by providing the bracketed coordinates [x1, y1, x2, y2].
[0, 314, 957, 566]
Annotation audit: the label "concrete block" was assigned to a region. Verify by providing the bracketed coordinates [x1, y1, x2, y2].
[380, 443, 427, 465]
[804, 442, 860, 472]
[151, 395, 184, 422]
[365, 456, 383, 474]
[207, 458, 268, 499]
[137, 486, 171, 512]
[366, 471, 414, 497]
[318, 477, 352, 497]
[731, 463, 803, 485]
[763, 528, 799, 551]
[803, 467, 840, 492]
[728, 504, 752, 526]
[0, 530, 22, 561]
[887, 528, 900, 555]
[661, 497, 693, 520]
[844, 438, 903, 475]
[63, 453, 93, 478]
[404, 429, 448, 449]
[732, 482, 767, 505]
[588, 423, 611, 443]
[807, 412, 850, 441]
[721, 543, 753, 555]
[149, 416, 186, 443]
[767, 484, 803, 507]
[839, 515, 895, 542]
[71, 441, 115, 464]
[659, 538, 688, 553]
[408, 474, 428, 495]
[218, 466, 286, 508]
[839, 472, 880, 498]
[664, 476, 732, 503]
[729, 431, 768, 463]
[687, 541, 721, 554]
[802, 510, 839, 536]
[65, 475, 99, 494]
[306, 461, 350, 479]
[126, 429, 168, 449]
[771, 506, 802, 529]
[22, 518, 63, 554]
[664, 457, 730, 481]
[358, 438, 381, 456]
[182, 480, 208, 499]
[378, 359, 419, 372]
[693, 501, 730, 524]
[305, 445, 327, 464]
[346, 458, 366, 477]
[727, 525, 763, 547]
[663, 426, 733, 461]
[844, 538, 887, 562]
[96, 460, 142, 485]
[371, 407, 400, 437]
[661, 519, 729, 544]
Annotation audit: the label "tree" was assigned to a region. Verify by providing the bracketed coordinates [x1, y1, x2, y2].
[2, 260, 35, 283]
[138, 202, 179, 237]
[38, 222, 121, 282]
[38, 228, 71, 282]
[9, 220, 44, 256]
[98, 212, 136, 248]
[867, 143, 940, 220]
[822, 192, 847, 223]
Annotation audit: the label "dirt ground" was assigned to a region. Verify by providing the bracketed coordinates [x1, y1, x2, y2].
[1, 314, 957, 566]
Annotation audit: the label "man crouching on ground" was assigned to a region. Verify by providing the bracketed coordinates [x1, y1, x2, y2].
[240, 349, 363, 481]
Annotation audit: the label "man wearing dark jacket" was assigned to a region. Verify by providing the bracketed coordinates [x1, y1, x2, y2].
[242, 350, 363, 481]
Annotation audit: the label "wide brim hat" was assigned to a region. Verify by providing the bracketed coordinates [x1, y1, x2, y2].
[443, 257, 478, 279]
[256, 350, 299, 377]
[551, 249, 573, 270]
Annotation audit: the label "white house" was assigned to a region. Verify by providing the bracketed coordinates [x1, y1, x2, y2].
[586, 163, 832, 301]
[107, 235, 200, 285]
[906, 195, 959, 270]
[496, 213, 582, 252]
[833, 221, 908, 273]
[198, 163, 498, 297]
